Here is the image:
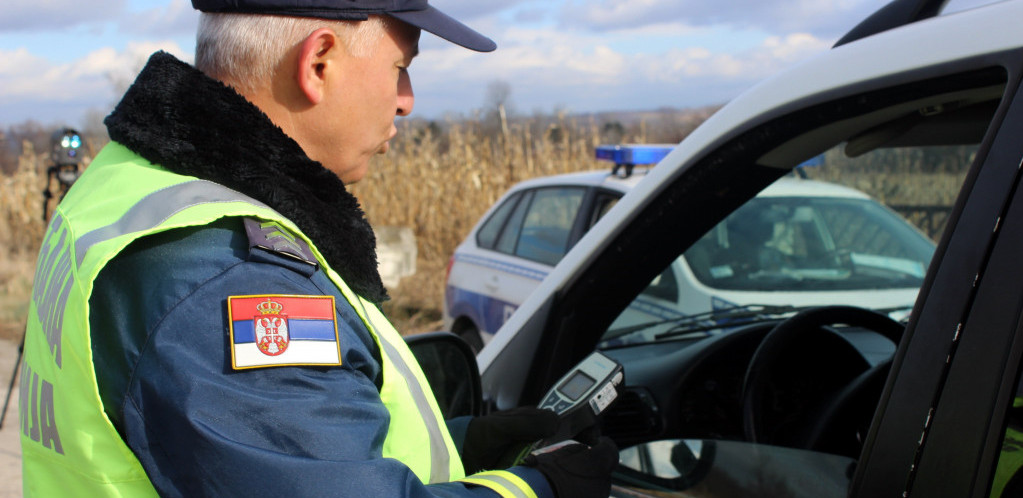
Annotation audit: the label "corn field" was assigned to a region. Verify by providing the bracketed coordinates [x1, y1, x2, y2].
[0, 142, 48, 340]
[349, 116, 647, 329]
[0, 116, 969, 337]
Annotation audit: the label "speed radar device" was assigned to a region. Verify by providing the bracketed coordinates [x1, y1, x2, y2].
[51, 128, 83, 166]
[43, 127, 85, 221]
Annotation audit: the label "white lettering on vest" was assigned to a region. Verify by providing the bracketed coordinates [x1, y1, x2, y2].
[32, 213, 74, 368]
[19, 362, 63, 454]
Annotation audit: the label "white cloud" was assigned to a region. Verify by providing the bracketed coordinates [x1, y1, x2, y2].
[0, 42, 189, 105]
[417, 24, 827, 86]
[409, 25, 830, 117]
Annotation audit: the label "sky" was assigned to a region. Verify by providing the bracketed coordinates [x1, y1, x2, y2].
[0, 0, 999, 129]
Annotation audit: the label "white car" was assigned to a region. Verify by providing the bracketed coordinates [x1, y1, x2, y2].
[444, 147, 935, 349]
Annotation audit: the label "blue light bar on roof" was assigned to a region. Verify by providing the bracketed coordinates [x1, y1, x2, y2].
[595, 144, 674, 165]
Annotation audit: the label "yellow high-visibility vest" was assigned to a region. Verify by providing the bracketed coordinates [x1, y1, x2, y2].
[20, 142, 499, 495]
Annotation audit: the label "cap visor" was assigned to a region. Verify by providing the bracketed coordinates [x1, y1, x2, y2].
[389, 6, 496, 52]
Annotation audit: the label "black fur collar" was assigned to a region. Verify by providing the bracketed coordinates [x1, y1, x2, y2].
[105, 51, 388, 304]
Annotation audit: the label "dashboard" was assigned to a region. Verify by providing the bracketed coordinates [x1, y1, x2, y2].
[599, 317, 898, 458]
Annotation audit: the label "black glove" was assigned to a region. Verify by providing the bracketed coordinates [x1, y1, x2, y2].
[462, 407, 559, 473]
[523, 436, 619, 498]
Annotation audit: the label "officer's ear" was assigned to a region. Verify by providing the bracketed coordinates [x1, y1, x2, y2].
[295, 28, 340, 105]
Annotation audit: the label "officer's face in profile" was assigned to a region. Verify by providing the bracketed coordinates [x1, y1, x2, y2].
[307, 18, 421, 185]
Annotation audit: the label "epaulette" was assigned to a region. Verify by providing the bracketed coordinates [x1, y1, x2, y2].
[243, 217, 319, 275]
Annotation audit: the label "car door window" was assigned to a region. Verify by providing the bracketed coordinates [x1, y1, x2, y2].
[513, 187, 586, 265]
[477, 191, 523, 250]
[495, 190, 533, 254]
[589, 192, 621, 228]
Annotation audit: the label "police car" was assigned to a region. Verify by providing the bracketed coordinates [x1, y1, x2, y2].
[444, 145, 935, 350]
[414, 0, 1023, 496]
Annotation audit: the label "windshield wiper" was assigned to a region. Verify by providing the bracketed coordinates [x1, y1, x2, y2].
[652, 304, 803, 341]
[601, 303, 915, 348]
[651, 303, 916, 342]
[602, 304, 802, 345]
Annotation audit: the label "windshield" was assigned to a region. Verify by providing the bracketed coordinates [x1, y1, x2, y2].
[600, 143, 966, 347]
[685, 195, 935, 292]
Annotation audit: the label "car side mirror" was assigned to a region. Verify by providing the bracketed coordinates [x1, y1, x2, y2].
[405, 331, 482, 419]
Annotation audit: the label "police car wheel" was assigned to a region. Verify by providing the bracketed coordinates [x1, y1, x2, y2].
[455, 324, 483, 353]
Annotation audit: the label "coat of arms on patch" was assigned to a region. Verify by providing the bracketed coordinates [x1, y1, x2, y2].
[254, 298, 289, 356]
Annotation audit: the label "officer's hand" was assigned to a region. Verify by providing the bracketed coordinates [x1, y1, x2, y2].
[462, 407, 559, 473]
[523, 437, 619, 498]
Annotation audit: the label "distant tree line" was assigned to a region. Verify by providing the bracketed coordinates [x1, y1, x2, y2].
[0, 74, 977, 179]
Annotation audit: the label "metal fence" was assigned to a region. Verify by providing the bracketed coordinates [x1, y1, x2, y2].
[889, 204, 954, 241]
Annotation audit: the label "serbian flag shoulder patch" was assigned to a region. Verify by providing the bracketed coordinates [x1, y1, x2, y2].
[227, 294, 342, 370]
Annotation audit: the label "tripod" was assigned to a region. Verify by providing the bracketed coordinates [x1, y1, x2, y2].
[42, 163, 78, 222]
[0, 328, 23, 429]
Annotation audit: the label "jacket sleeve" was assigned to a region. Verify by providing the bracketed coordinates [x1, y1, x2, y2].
[89, 220, 553, 498]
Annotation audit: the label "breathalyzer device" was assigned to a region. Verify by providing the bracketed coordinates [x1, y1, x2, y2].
[514, 351, 624, 463]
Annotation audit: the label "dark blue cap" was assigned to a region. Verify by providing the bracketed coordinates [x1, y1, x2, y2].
[192, 0, 496, 52]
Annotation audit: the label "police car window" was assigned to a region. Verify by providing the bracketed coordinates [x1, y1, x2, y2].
[603, 142, 963, 347]
[514, 187, 586, 265]
[589, 193, 621, 229]
[496, 190, 533, 255]
[683, 196, 934, 292]
[477, 192, 523, 250]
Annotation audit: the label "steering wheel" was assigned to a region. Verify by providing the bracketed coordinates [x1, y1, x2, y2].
[741, 305, 903, 456]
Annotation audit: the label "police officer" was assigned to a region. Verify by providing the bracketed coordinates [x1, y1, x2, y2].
[19, 1, 618, 496]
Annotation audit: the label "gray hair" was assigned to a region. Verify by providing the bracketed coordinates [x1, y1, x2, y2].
[195, 13, 386, 92]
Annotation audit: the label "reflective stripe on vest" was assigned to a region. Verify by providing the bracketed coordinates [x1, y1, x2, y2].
[351, 296, 452, 483]
[21, 143, 462, 496]
[74, 179, 269, 267]
[459, 470, 538, 498]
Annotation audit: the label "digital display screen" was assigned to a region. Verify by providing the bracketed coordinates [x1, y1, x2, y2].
[557, 371, 596, 401]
